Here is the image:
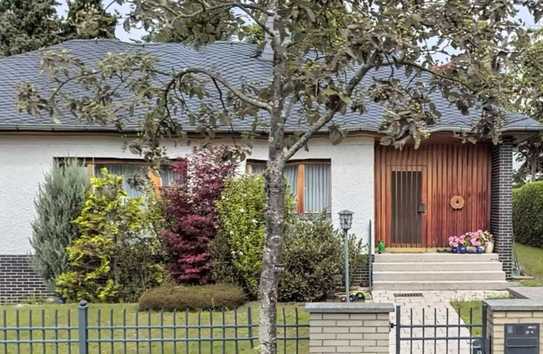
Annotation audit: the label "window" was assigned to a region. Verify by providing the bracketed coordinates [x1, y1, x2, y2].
[94, 161, 149, 197]
[56, 158, 184, 196]
[246, 160, 331, 216]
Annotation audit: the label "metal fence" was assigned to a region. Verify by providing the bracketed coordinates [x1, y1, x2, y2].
[395, 304, 486, 354]
[0, 301, 309, 354]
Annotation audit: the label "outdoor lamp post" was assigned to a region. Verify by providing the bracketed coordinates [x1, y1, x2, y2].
[339, 210, 353, 302]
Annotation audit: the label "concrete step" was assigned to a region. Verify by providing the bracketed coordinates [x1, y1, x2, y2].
[373, 270, 506, 282]
[372, 280, 509, 291]
[374, 253, 499, 263]
[373, 261, 503, 272]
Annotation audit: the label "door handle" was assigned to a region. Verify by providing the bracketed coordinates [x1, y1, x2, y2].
[417, 203, 426, 214]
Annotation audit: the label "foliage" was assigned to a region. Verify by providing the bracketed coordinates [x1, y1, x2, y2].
[31, 159, 88, 288]
[138, 284, 246, 311]
[0, 0, 63, 56]
[213, 175, 267, 298]
[56, 169, 164, 303]
[64, 0, 116, 39]
[513, 182, 543, 248]
[279, 215, 343, 302]
[161, 146, 241, 285]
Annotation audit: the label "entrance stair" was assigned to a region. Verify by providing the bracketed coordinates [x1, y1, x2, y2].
[372, 253, 508, 290]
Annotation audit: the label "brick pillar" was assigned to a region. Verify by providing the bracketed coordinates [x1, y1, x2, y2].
[305, 302, 394, 354]
[484, 299, 543, 354]
[490, 139, 513, 279]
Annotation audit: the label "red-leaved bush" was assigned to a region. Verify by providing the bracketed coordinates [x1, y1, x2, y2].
[161, 146, 241, 284]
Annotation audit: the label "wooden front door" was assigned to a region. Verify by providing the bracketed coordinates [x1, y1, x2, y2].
[391, 170, 424, 246]
[375, 142, 491, 249]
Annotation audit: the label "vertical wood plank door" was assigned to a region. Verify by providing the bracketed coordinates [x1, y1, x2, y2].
[375, 142, 491, 248]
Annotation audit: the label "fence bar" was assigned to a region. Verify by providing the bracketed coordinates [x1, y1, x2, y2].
[78, 301, 88, 354]
[247, 307, 254, 348]
[15, 309, 20, 354]
[395, 306, 401, 354]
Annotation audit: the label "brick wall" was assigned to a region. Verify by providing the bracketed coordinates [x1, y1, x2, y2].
[0, 255, 52, 303]
[490, 140, 513, 279]
[485, 299, 543, 354]
[305, 303, 393, 354]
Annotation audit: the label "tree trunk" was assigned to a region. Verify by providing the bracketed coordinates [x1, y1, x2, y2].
[259, 157, 285, 354]
[259, 7, 287, 353]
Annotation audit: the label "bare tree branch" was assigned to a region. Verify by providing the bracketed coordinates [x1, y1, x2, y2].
[160, 67, 273, 112]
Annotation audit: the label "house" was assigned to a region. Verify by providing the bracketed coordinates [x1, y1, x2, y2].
[0, 39, 541, 301]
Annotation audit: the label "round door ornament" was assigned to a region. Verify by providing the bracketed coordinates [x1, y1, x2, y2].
[450, 195, 465, 210]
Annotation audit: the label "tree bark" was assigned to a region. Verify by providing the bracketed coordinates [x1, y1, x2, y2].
[259, 156, 285, 354]
[259, 10, 287, 350]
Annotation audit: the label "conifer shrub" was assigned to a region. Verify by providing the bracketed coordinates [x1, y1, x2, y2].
[55, 169, 164, 302]
[31, 159, 88, 287]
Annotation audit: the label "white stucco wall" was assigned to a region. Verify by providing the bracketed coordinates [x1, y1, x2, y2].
[0, 133, 375, 254]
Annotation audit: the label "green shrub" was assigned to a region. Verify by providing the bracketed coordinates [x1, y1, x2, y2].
[31, 159, 88, 287]
[513, 181, 543, 247]
[213, 175, 267, 298]
[138, 284, 246, 311]
[56, 169, 165, 302]
[279, 215, 342, 302]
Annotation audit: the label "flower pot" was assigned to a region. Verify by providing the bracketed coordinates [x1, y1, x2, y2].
[466, 246, 476, 253]
[476, 246, 484, 254]
[459, 245, 467, 254]
[485, 241, 494, 253]
[451, 246, 458, 253]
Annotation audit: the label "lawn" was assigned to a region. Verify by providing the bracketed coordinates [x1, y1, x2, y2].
[449, 301, 484, 337]
[514, 243, 543, 286]
[0, 302, 308, 354]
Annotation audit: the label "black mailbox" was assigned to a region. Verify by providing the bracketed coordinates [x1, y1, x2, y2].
[505, 323, 539, 354]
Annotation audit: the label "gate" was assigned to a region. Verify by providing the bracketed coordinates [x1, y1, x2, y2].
[394, 304, 487, 354]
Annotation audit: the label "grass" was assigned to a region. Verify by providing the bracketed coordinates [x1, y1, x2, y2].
[514, 243, 543, 286]
[0, 302, 308, 354]
[449, 301, 484, 337]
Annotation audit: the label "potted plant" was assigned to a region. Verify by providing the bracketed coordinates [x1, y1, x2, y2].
[458, 234, 468, 253]
[480, 230, 494, 253]
[448, 236, 459, 253]
[467, 231, 484, 253]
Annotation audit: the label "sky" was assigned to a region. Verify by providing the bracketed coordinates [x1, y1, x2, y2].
[57, 1, 540, 43]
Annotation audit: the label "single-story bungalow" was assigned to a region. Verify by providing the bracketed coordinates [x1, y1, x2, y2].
[1, 39, 541, 301]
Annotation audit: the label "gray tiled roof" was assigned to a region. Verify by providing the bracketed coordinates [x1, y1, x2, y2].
[0, 39, 541, 134]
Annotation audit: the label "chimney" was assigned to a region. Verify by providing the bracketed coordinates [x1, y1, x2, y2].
[259, 15, 274, 61]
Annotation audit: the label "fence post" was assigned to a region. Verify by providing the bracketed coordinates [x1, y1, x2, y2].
[78, 300, 89, 354]
[305, 302, 394, 354]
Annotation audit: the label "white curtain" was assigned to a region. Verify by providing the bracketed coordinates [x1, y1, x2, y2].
[304, 163, 331, 214]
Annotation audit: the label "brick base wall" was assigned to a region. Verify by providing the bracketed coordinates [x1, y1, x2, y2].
[0, 255, 52, 303]
[306, 303, 393, 354]
[490, 140, 514, 278]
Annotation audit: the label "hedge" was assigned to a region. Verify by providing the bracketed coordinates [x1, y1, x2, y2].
[138, 284, 246, 311]
[513, 181, 543, 247]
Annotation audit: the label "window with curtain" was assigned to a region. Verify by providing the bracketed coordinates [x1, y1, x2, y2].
[246, 160, 331, 216]
[94, 163, 148, 197]
[159, 164, 184, 187]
